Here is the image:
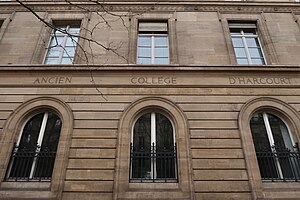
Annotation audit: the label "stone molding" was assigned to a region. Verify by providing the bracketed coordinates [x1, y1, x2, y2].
[113, 96, 193, 200]
[1, 2, 300, 13]
[238, 97, 300, 200]
[0, 96, 74, 200]
[1, 64, 300, 71]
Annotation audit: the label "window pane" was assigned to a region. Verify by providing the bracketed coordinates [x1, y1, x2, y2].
[154, 58, 169, 64]
[41, 112, 62, 151]
[251, 58, 264, 65]
[237, 59, 249, 64]
[246, 38, 259, 47]
[268, 114, 293, 149]
[47, 46, 60, 57]
[156, 113, 174, 150]
[68, 27, 80, 34]
[156, 113, 175, 179]
[66, 37, 78, 46]
[19, 113, 44, 149]
[35, 112, 62, 179]
[268, 113, 299, 179]
[133, 113, 151, 150]
[44, 57, 58, 64]
[138, 36, 151, 46]
[138, 47, 151, 57]
[234, 48, 246, 57]
[50, 36, 64, 47]
[154, 36, 168, 47]
[250, 113, 271, 151]
[61, 57, 73, 64]
[63, 47, 76, 57]
[249, 48, 263, 58]
[132, 113, 151, 179]
[250, 112, 278, 179]
[155, 48, 169, 57]
[232, 38, 244, 47]
[137, 57, 151, 64]
[9, 113, 44, 179]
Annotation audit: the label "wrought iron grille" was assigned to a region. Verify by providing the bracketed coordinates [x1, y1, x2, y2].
[5, 143, 56, 182]
[129, 143, 178, 182]
[256, 143, 300, 181]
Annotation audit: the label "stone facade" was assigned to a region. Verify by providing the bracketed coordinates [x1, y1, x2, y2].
[0, 0, 300, 200]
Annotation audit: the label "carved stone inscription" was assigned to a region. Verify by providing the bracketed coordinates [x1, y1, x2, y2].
[131, 76, 177, 85]
[229, 77, 292, 85]
[34, 77, 72, 84]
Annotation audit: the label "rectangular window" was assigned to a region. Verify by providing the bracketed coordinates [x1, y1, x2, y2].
[137, 22, 169, 64]
[229, 23, 265, 65]
[44, 21, 80, 64]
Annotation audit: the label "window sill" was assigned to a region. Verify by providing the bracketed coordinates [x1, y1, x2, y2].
[261, 181, 300, 199]
[0, 181, 51, 191]
[263, 181, 300, 190]
[129, 182, 179, 190]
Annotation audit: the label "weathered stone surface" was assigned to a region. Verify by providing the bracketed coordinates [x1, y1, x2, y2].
[1, 1, 300, 199]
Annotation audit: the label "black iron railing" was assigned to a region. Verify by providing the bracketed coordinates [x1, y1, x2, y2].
[5, 143, 56, 182]
[129, 143, 178, 182]
[256, 143, 300, 181]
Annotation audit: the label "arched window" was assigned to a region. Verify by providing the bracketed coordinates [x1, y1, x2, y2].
[5, 111, 62, 181]
[250, 111, 300, 181]
[130, 111, 177, 182]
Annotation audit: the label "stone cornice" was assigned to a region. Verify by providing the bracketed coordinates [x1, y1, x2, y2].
[1, 64, 300, 73]
[1, 1, 300, 13]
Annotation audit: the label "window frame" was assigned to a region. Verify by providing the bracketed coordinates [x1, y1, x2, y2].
[220, 14, 278, 65]
[130, 111, 178, 182]
[5, 111, 62, 182]
[137, 22, 170, 64]
[0, 13, 13, 43]
[250, 111, 299, 181]
[229, 23, 266, 65]
[30, 14, 87, 64]
[128, 14, 178, 65]
[238, 97, 300, 199]
[0, 97, 74, 199]
[43, 22, 81, 65]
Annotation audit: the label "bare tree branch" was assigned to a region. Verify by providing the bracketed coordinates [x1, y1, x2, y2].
[15, 0, 127, 61]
